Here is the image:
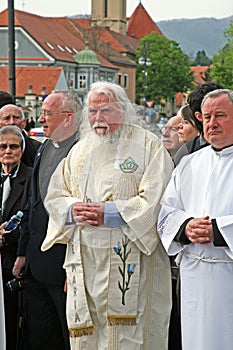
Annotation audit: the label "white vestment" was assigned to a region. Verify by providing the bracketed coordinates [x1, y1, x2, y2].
[42, 124, 174, 350]
[158, 145, 233, 350]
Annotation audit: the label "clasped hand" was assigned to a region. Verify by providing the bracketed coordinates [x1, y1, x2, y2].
[72, 202, 105, 227]
[185, 216, 213, 244]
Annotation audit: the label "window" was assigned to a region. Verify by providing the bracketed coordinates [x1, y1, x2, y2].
[65, 46, 72, 53]
[104, 0, 108, 17]
[118, 73, 122, 85]
[78, 75, 87, 89]
[57, 44, 65, 52]
[123, 74, 128, 88]
[45, 42, 54, 50]
[69, 72, 75, 88]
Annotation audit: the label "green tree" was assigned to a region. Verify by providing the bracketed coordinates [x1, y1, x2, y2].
[210, 20, 233, 89]
[136, 32, 194, 105]
[192, 50, 212, 66]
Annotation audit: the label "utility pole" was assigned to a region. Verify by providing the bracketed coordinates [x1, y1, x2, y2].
[8, 0, 16, 101]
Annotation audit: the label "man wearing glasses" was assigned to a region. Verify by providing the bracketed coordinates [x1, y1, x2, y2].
[13, 91, 82, 350]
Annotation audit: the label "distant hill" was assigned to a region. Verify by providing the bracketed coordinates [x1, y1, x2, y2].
[70, 14, 232, 60]
[157, 17, 233, 59]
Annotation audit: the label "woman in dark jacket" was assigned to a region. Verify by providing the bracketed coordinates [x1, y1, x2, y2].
[0, 125, 32, 350]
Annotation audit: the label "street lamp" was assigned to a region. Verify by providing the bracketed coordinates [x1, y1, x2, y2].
[138, 54, 152, 119]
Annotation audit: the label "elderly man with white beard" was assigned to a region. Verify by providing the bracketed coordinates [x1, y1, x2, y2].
[41, 81, 174, 350]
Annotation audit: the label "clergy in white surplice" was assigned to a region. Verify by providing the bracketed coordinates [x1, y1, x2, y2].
[41, 82, 174, 350]
[158, 89, 233, 350]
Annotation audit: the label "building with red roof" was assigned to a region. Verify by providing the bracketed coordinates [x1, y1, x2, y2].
[127, 1, 163, 39]
[0, 1, 206, 119]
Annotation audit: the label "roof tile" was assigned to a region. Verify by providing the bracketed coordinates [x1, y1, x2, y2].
[127, 3, 163, 39]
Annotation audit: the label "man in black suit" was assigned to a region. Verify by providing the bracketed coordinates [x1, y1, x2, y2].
[13, 91, 82, 350]
[0, 104, 41, 167]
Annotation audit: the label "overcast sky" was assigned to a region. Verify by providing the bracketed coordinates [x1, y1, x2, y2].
[0, 0, 232, 21]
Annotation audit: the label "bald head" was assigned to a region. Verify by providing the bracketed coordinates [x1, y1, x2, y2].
[162, 115, 183, 157]
[169, 115, 183, 125]
[0, 104, 26, 130]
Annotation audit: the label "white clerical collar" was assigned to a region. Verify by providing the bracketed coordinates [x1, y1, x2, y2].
[52, 141, 60, 148]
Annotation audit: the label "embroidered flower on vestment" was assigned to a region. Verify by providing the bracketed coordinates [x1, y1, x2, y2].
[113, 236, 136, 305]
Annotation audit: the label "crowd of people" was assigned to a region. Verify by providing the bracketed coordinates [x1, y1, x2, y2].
[0, 81, 232, 350]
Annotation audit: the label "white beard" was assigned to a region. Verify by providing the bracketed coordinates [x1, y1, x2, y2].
[91, 125, 122, 144]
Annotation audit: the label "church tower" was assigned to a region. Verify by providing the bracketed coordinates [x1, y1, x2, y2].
[91, 0, 127, 34]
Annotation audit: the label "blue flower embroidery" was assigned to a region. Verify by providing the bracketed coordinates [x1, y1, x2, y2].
[127, 263, 136, 274]
[113, 236, 136, 305]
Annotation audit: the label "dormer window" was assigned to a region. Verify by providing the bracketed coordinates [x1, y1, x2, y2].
[45, 42, 54, 50]
[57, 44, 65, 52]
[65, 46, 72, 53]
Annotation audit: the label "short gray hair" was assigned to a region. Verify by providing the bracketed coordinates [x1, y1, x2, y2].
[201, 89, 233, 108]
[51, 90, 83, 127]
[0, 125, 25, 152]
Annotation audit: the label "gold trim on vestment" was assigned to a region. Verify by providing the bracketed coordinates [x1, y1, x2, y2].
[107, 315, 137, 326]
[69, 325, 94, 338]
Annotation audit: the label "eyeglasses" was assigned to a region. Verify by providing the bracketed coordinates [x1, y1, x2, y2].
[0, 143, 21, 151]
[40, 110, 70, 117]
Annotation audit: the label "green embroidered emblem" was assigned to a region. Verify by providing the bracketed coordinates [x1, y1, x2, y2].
[120, 157, 138, 173]
[113, 236, 136, 305]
